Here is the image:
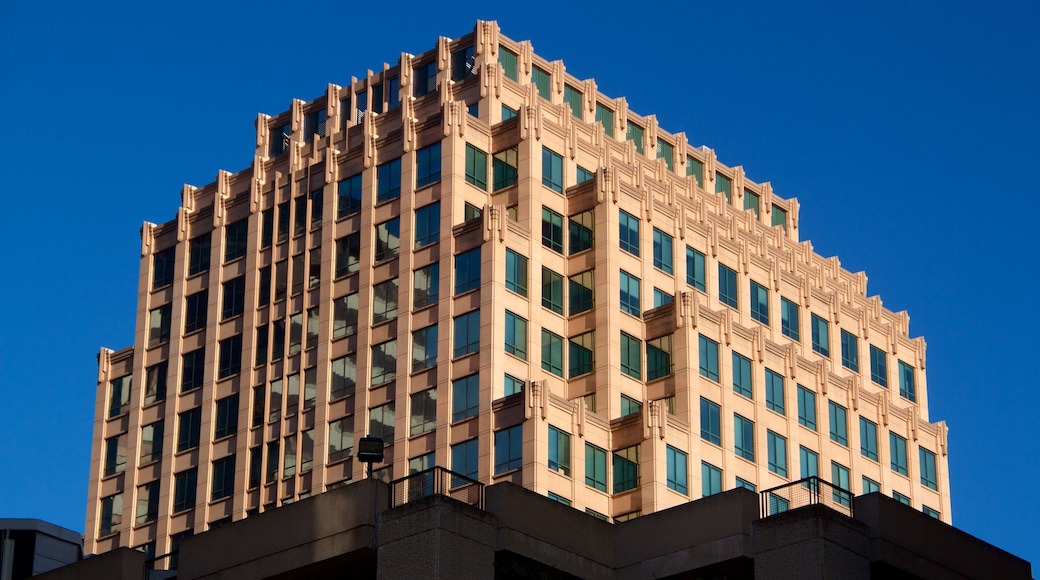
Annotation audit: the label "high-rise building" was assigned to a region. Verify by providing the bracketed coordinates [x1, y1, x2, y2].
[85, 20, 950, 558]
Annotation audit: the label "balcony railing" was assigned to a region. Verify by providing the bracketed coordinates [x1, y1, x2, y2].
[389, 466, 484, 509]
[759, 476, 854, 518]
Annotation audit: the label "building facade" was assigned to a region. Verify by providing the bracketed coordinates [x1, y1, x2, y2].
[85, 20, 951, 558]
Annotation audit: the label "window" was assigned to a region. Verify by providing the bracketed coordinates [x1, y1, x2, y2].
[542, 147, 563, 193]
[653, 290, 674, 307]
[781, 297, 800, 341]
[374, 218, 401, 262]
[504, 374, 524, 397]
[800, 446, 819, 481]
[303, 108, 326, 141]
[568, 210, 594, 254]
[657, 139, 674, 171]
[569, 332, 595, 377]
[548, 426, 571, 476]
[700, 398, 721, 445]
[618, 210, 640, 256]
[294, 196, 307, 237]
[920, 447, 938, 490]
[277, 202, 290, 244]
[310, 188, 323, 226]
[568, 270, 594, 315]
[415, 143, 442, 188]
[143, 362, 167, 406]
[332, 292, 359, 338]
[698, 335, 720, 381]
[716, 174, 732, 204]
[890, 432, 909, 476]
[831, 461, 851, 506]
[563, 85, 582, 118]
[337, 173, 362, 218]
[495, 425, 523, 473]
[225, 219, 248, 263]
[217, 334, 242, 379]
[542, 207, 564, 253]
[181, 348, 205, 392]
[702, 462, 722, 497]
[108, 375, 131, 418]
[841, 330, 859, 371]
[411, 325, 438, 372]
[413, 60, 437, 97]
[135, 481, 160, 526]
[767, 431, 788, 477]
[188, 233, 211, 276]
[371, 340, 397, 386]
[452, 439, 479, 480]
[300, 429, 314, 473]
[498, 48, 518, 80]
[104, 434, 127, 476]
[621, 394, 642, 417]
[211, 455, 235, 501]
[505, 249, 528, 296]
[454, 248, 481, 294]
[98, 493, 123, 536]
[261, 209, 273, 249]
[265, 440, 279, 483]
[492, 147, 518, 190]
[452, 374, 479, 422]
[541, 329, 564, 377]
[797, 386, 817, 430]
[870, 345, 888, 387]
[898, 360, 916, 402]
[333, 233, 360, 279]
[646, 335, 672, 380]
[172, 467, 198, 514]
[811, 314, 830, 357]
[214, 394, 239, 439]
[829, 401, 848, 446]
[923, 506, 941, 519]
[464, 202, 483, 221]
[732, 352, 752, 398]
[283, 434, 297, 478]
[893, 491, 911, 505]
[619, 270, 641, 316]
[501, 104, 518, 120]
[666, 446, 688, 494]
[465, 144, 488, 190]
[330, 354, 357, 400]
[414, 263, 440, 309]
[306, 308, 319, 350]
[862, 477, 880, 494]
[613, 445, 640, 493]
[274, 261, 287, 301]
[620, 332, 641, 379]
[504, 311, 527, 360]
[328, 416, 354, 462]
[686, 246, 706, 291]
[221, 277, 245, 321]
[410, 389, 437, 436]
[531, 66, 551, 99]
[369, 402, 395, 441]
[718, 264, 738, 308]
[772, 206, 788, 231]
[576, 166, 594, 183]
[152, 247, 176, 290]
[736, 478, 756, 492]
[141, 421, 163, 463]
[178, 407, 202, 452]
[626, 121, 644, 154]
[585, 443, 608, 492]
[372, 278, 399, 324]
[650, 228, 674, 274]
[148, 304, 171, 347]
[594, 103, 615, 136]
[734, 414, 755, 461]
[453, 310, 480, 357]
[765, 368, 785, 415]
[687, 156, 704, 188]
[750, 281, 769, 325]
[414, 202, 440, 248]
[860, 417, 879, 461]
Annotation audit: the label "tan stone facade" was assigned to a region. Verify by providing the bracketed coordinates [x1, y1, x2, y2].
[84, 20, 951, 558]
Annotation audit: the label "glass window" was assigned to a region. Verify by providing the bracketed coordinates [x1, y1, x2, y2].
[700, 397, 721, 445]
[103, 434, 127, 476]
[493, 147, 518, 190]
[414, 263, 440, 309]
[328, 416, 354, 462]
[498, 48, 518, 81]
[716, 174, 732, 204]
[860, 417, 879, 461]
[718, 264, 738, 308]
[172, 469, 196, 513]
[735, 477, 756, 492]
[652, 228, 673, 274]
[744, 190, 760, 217]
[372, 278, 399, 324]
[542, 207, 564, 253]
[653, 288, 673, 308]
[920, 447, 938, 490]
[618, 210, 640, 256]
[893, 491, 911, 505]
[811, 314, 830, 357]
[841, 330, 859, 371]
[335, 232, 361, 278]
[374, 218, 401, 262]
[464, 202, 483, 222]
[576, 166, 595, 183]
[452, 438, 479, 480]
[733, 352, 753, 398]
[542, 147, 563, 193]
[613, 445, 640, 493]
[898, 360, 916, 402]
[666, 446, 687, 494]
[224, 220, 248, 263]
[923, 506, 941, 519]
[454, 248, 481, 294]
[548, 425, 571, 476]
[698, 335, 720, 381]
[563, 85, 582, 118]
[585, 443, 607, 491]
[595, 103, 614, 137]
[531, 66, 551, 100]
[410, 389, 437, 436]
[412, 324, 438, 372]
[310, 188, 324, 226]
[501, 104, 518, 120]
[332, 293, 359, 338]
[890, 432, 909, 476]
[646, 335, 672, 380]
[135, 481, 160, 526]
[337, 173, 362, 218]
[188, 233, 211, 276]
[177, 407, 202, 452]
[414, 202, 441, 248]
[277, 202, 290, 244]
[569, 331, 594, 377]
[657, 139, 674, 171]
[798, 385, 817, 430]
[413, 61, 437, 98]
[148, 304, 172, 347]
[505, 249, 528, 296]
[781, 297, 800, 341]
[211, 455, 235, 501]
[465, 144, 488, 190]
[568, 270, 594, 315]
[304, 108, 327, 141]
[750, 281, 769, 325]
[261, 209, 273, 249]
[152, 247, 176, 290]
[767, 431, 788, 477]
[221, 277, 245, 321]
[800, 446, 819, 481]
[214, 394, 239, 439]
[765, 368, 785, 415]
[621, 394, 642, 417]
[541, 329, 564, 377]
[451, 44, 476, 81]
[772, 205, 788, 231]
[330, 354, 357, 400]
[686, 246, 706, 292]
[369, 402, 395, 441]
[181, 348, 205, 392]
[831, 462, 851, 506]
[829, 401, 848, 446]
[619, 270, 640, 316]
[504, 311, 527, 360]
[217, 334, 242, 379]
[870, 345, 888, 387]
[702, 462, 722, 497]
[625, 122, 644, 154]
[687, 156, 704, 188]
[569, 210, 594, 254]
[862, 477, 880, 494]
[453, 310, 480, 358]
[143, 363, 167, 407]
[620, 332, 641, 380]
[494, 424, 523, 473]
[370, 340, 397, 386]
[504, 374, 524, 397]
[734, 414, 754, 461]
[294, 195, 307, 237]
[141, 421, 163, 463]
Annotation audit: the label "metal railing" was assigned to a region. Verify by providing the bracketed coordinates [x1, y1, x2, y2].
[389, 466, 484, 509]
[759, 476, 854, 518]
[143, 551, 177, 580]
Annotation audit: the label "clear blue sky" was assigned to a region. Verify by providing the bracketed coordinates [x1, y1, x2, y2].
[1, 0, 1036, 567]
